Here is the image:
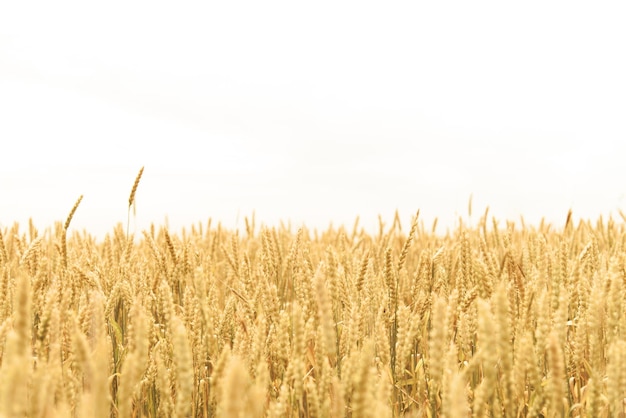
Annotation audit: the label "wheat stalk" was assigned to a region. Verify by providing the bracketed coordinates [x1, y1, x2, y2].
[127, 166, 144, 240]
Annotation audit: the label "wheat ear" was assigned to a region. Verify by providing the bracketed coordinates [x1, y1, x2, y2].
[126, 166, 144, 239]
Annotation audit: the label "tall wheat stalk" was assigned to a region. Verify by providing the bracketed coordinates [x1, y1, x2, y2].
[127, 166, 144, 240]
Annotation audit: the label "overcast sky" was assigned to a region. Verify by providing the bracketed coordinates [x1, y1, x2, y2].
[1, 1, 625, 238]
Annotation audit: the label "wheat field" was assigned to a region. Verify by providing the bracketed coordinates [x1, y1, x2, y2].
[1, 173, 626, 417]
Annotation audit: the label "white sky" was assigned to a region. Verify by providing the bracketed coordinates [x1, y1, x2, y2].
[1, 1, 625, 238]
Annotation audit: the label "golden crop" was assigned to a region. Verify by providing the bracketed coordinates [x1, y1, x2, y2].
[1, 174, 625, 417]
